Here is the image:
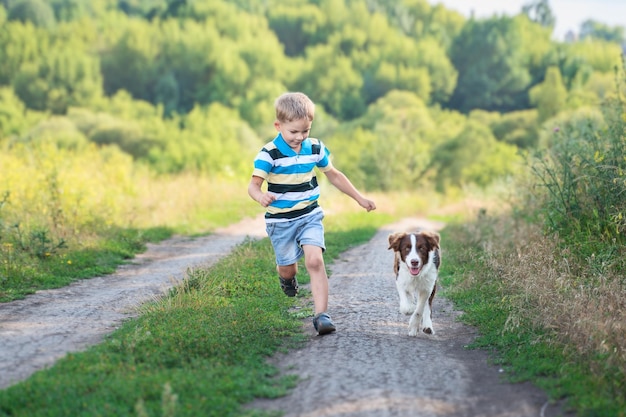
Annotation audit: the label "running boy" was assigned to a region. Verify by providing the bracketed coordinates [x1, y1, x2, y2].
[248, 92, 376, 335]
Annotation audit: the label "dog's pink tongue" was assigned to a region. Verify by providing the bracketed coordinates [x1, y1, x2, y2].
[410, 267, 421, 275]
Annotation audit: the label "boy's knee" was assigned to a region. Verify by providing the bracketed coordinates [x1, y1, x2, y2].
[305, 256, 324, 272]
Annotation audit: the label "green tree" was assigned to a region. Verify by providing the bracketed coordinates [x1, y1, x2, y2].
[0, 87, 45, 141]
[100, 18, 159, 103]
[0, 20, 45, 85]
[149, 103, 260, 176]
[579, 19, 625, 44]
[293, 44, 365, 120]
[479, 109, 540, 148]
[341, 90, 439, 191]
[364, 0, 464, 49]
[49, 0, 94, 21]
[267, 3, 326, 56]
[522, 0, 555, 28]
[529, 66, 567, 122]
[7, 0, 55, 28]
[449, 15, 552, 113]
[430, 120, 519, 191]
[12, 43, 103, 114]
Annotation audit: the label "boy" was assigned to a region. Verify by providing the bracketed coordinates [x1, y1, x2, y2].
[248, 92, 376, 335]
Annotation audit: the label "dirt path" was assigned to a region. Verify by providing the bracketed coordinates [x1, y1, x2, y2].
[0, 216, 573, 416]
[248, 218, 574, 417]
[0, 216, 266, 390]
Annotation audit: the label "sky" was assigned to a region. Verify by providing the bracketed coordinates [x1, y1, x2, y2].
[431, 0, 626, 40]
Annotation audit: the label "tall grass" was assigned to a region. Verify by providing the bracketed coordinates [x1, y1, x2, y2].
[441, 214, 625, 416]
[530, 62, 626, 267]
[0, 141, 256, 301]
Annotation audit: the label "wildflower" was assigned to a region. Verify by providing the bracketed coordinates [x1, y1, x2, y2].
[67, 260, 72, 265]
[594, 151, 604, 163]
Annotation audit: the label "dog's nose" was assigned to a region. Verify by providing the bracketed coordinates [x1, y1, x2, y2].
[410, 259, 419, 267]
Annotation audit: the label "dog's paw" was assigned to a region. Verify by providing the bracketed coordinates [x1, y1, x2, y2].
[422, 327, 434, 335]
[408, 327, 419, 337]
[399, 304, 415, 315]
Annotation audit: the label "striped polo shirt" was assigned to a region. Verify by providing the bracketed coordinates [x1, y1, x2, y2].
[252, 133, 333, 222]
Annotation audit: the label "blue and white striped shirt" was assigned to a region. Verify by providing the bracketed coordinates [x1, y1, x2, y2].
[252, 133, 333, 222]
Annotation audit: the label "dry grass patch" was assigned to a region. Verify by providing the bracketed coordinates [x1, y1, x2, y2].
[448, 213, 626, 413]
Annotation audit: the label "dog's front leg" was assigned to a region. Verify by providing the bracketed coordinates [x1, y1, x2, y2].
[421, 297, 434, 335]
[408, 291, 430, 336]
[396, 280, 415, 314]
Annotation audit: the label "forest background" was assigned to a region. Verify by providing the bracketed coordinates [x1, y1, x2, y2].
[0, 0, 625, 415]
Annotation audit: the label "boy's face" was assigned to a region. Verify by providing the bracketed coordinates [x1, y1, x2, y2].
[275, 118, 312, 152]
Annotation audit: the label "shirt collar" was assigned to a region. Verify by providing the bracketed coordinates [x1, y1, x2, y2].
[275, 133, 311, 156]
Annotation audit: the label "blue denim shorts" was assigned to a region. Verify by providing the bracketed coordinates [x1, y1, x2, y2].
[266, 210, 325, 266]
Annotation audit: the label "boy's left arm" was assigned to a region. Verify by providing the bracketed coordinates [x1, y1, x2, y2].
[324, 167, 376, 212]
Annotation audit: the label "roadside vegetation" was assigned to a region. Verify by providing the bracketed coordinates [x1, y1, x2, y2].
[0, 210, 394, 417]
[441, 86, 626, 417]
[1, 0, 625, 415]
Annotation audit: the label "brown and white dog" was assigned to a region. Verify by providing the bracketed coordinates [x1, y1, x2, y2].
[388, 231, 441, 336]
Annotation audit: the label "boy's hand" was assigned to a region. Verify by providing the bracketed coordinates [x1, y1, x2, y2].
[258, 193, 277, 208]
[360, 198, 376, 212]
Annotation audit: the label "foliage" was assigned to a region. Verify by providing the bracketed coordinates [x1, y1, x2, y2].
[11, 39, 102, 113]
[449, 15, 553, 113]
[529, 66, 568, 122]
[0, 136, 257, 301]
[473, 108, 540, 148]
[0, 0, 623, 191]
[530, 72, 626, 262]
[7, 0, 55, 28]
[441, 216, 626, 417]
[522, 0, 555, 28]
[580, 19, 625, 44]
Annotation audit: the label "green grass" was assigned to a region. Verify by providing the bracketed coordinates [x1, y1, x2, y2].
[0, 211, 388, 417]
[439, 221, 626, 417]
[0, 226, 174, 302]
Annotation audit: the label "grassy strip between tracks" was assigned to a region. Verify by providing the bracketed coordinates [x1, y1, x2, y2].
[0, 212, 391, 417]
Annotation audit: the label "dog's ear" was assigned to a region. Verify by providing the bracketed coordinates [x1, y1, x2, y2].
[388, 232, 405, 251]
[422, 231, 440, 250]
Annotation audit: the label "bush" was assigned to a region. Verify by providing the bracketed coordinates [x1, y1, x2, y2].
[531, 63, 626, 266]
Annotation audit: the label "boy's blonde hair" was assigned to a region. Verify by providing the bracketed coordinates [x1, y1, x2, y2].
[275, 92, 315, 123]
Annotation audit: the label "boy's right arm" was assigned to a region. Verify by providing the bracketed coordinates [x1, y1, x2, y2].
[248, 176, 276, 208]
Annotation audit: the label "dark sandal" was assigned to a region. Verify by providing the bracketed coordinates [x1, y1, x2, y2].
[279, 276, 298, 297]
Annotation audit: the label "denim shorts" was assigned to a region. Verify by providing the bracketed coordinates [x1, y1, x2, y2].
[266, 210, 325, 266]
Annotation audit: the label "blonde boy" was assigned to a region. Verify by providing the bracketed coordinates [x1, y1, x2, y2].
[248, 92, 376, 335]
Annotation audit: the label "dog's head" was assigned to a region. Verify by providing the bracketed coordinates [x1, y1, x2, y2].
[388, 231, 440, 276]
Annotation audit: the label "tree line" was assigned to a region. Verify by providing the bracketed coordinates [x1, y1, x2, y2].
[0, 0, 624, 191]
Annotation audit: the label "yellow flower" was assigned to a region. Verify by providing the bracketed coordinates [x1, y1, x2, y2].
[67, 260, 72, 265]
[593, 151, 604, 163]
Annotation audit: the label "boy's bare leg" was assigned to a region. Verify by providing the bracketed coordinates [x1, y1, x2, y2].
[302, 245, 328, 314]
[277, 264, 297, 280]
